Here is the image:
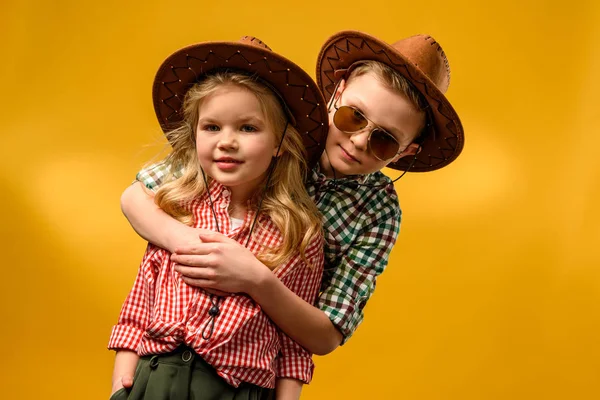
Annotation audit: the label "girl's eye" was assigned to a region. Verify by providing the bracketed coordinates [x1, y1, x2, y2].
[203, 124, 220, 132]
[241, 124, 258, 133]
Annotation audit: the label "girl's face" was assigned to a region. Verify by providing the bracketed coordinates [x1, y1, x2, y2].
[320, 72, 424, 178]
[196, 84, 278, 201]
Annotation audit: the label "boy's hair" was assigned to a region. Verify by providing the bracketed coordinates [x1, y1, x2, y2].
[347, 60, 430, 140]
[154, 71, 322, 268]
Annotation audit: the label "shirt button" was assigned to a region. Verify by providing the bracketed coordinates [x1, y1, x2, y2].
[219, 203, 227, 209]
[222, 189, 230, 197]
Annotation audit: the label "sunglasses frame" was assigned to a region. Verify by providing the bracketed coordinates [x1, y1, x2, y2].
[330, 94, 407, 161]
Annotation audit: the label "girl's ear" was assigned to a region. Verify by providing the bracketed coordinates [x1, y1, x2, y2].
[272, 145, 285, 158]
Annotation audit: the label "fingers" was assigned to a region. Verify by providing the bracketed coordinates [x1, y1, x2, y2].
[180, 276, 215, 289]
[173, 242, 224, 255]
[171, 253, 213, 267]
[197, 230, 235, 243]
[174, 264, 214, 280]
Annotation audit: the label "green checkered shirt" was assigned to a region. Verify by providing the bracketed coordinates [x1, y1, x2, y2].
[136, 162, 401, 344]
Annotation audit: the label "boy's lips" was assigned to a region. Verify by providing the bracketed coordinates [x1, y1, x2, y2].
[338, 145, 360, 163]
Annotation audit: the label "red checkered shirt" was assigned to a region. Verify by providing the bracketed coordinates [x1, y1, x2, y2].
[108, 182, 324, 388]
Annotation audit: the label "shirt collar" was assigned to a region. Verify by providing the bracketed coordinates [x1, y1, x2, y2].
[311, 163, 391, 186]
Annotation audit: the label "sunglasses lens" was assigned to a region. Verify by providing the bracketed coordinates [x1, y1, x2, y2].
[370, 129, 400, 160]
[334, 106, 368, 132]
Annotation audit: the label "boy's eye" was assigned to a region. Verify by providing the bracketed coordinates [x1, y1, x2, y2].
[241, 124, 258, 132]
[351, 109, 367, 124]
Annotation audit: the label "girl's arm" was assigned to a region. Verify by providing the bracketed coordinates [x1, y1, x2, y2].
[121, 182, 201, 253]
[108, 246, 162, 392]
[275, 378, 303, 400]
[172, 231, 343, 356]
[111, 350, 139, 396]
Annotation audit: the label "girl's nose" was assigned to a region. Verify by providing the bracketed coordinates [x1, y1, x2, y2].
[217, 129, 238, 150]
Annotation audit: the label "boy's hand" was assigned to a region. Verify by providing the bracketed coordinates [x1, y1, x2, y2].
[171, 229, 271, 297]
[165, 226, 205, 254]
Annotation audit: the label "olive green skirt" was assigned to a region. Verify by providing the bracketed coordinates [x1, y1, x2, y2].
[110, 346, 273, 400]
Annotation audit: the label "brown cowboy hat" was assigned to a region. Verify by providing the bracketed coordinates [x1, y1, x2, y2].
[153, 36, 328, 169]
[316, 30, 464, 172]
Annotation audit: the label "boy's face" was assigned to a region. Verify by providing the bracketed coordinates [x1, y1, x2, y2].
[320, 72, 425, 178]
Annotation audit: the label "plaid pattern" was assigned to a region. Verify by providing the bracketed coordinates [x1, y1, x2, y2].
[109, 181, 324, 388]
[136, 162, 400, 344]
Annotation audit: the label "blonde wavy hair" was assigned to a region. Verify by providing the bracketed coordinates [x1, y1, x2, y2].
[154, 71, 322, 269]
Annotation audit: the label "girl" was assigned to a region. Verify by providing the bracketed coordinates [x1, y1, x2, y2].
[120, 31, 464, 356]
[109, 37, 329, 400]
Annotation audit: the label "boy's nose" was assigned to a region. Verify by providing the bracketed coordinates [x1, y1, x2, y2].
[349, 127, 370, 151]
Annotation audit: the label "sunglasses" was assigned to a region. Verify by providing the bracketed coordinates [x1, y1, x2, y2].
[332, 104, 404, 161]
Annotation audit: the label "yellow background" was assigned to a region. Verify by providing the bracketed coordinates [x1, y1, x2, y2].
[1, 0, 599, 399]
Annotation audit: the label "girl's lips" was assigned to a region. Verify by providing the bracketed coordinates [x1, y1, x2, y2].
[215, 159, 243, 170]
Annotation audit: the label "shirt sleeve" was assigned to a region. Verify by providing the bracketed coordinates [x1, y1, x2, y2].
[107, 245, 163, 351]
[318, 205, 401, 344]
[135, 162, 173, 191]
[275, 236, 324, 383]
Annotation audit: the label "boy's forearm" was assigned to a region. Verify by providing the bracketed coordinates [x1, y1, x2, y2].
[251, 272, 342, 356]
[275, 378, 303, 400]
[120, 182, 188, 252]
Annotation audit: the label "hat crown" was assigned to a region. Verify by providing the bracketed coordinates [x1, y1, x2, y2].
[238, 36, 273, 51]
[392, 35, 450, 93]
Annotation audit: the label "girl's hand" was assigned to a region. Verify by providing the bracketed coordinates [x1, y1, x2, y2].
[111, 350, 138, 397]
[171, 229, 270, 297]
[110, 374, 133, 396]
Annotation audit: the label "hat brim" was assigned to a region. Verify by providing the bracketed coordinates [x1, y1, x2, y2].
[316, 31, 464, 172]
[154, 41, 328, 169]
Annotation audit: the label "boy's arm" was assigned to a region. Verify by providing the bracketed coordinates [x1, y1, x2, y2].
[273, 239, 323, 385]
[111, 350, 139, 395]
[252, 265, 342, 356]
[174, 204, 399, 353]
[121, 182, 200, 253]
[275, 378, 303, 400]
[317, 208, 401, 345]
[173, 231, 343, 355]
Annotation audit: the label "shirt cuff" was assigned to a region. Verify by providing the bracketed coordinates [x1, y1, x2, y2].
[275, 353, 315, 384]
[107, 324, 145, 352]
[318, 290, 366, 345]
